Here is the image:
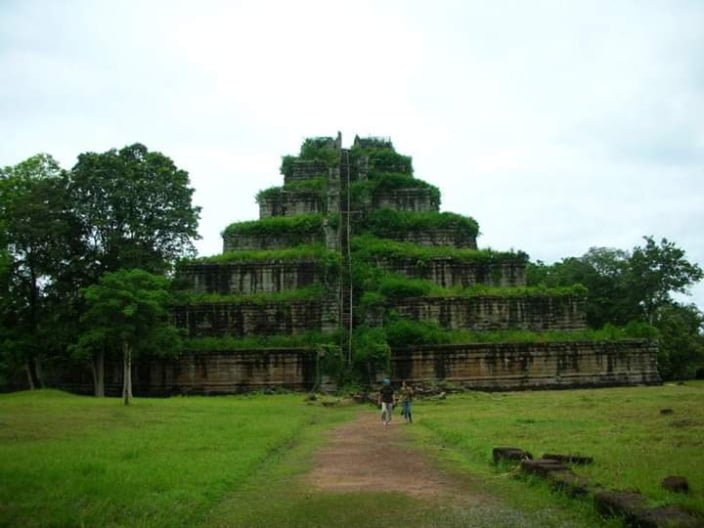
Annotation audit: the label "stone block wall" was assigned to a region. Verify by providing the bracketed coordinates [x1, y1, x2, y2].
[172, 299, 339, 337]
[42, 350, 316, 396]
[381, 227, 477, 248]
[259, 191, 324, 218]
[179, 260, 322, 294]
[41, 340, 659, 396]
[392, 295, 586, 331]
[223, 231, 324, 252]
[372, 188, 439, 213]
[368, 160, 412, 174]
[285, 160, 328, 185]
[391, 340, 660, 390]
[139, 350, 315, 394]
[376, 258, 526, 288]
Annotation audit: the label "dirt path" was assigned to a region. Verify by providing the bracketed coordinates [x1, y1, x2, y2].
[304, 410, 488, 502]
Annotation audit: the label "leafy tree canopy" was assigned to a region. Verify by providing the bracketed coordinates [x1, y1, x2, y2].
[75, 269, 182, 403]
[68, 143, 201, 275]
[0, 154, 75, 387]
[528, 236, 704, 379]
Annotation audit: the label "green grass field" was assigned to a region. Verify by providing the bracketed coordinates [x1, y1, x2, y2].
[411, 382, 704, 516]
[0, 390, 354, 527]
[0, 383, 702, 527]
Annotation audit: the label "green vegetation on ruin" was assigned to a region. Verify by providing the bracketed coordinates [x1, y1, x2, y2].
[182, 321, 652, 355]
[381, 319, 657, 348]
[181, 244, 338, 266]
[350, 173, 441, 208]
[350, 142, 413, 175]
[299, 137, 339, 165]
[351, 234, 527, 264]
[354, 265, 585, 304]
[363, 209, 479, 238]
[280, 136, 339, 176]
[256, 177, 328, 204]
[436, 284, 589, 298]
[222, 213, 325, 238]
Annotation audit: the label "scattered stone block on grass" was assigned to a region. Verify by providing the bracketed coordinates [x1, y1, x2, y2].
[542, 453, 594, 465]
[546, 470, 592, 497]
[662, 476, 689, 494]
[641, 506, 704, 528]
[492, 447, 533, 464]
[519, 458, 570, 478]
[595, 490, 703, 528]
[594, 491, 647, 521]
[660, 408, 674, 415]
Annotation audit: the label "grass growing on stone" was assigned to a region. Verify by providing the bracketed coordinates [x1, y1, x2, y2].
[382, 319, 657, 347]
[0, 390, 350, 528]
[222, 214, 324, 238]
[351, 234, 527, 264]
[183, 244, 338, 264]
[410, 382, 704, 517]
[364, 209, 479, 238]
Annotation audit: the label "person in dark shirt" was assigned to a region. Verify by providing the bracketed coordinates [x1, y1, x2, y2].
[378, 378, 395, 426]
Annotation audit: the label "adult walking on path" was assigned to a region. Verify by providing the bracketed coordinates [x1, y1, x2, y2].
[378, 378, 395, 426]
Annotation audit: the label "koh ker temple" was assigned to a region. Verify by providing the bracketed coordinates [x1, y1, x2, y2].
[64, 133, 661, 395]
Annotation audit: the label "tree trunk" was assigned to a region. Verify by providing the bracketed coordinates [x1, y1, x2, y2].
[25, 362, 35, 390]
[34, 356, 45, 389]
[92, 348, 105, 397]
[122, 342, 132, 405]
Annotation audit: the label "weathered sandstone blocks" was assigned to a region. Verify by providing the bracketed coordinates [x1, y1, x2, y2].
[179, 260, 321, 294]
[392, 295, 586, 331]
[381, 227, 477, 248]
[172, 300, 339, 337]
[376, 258, 526, 288]
[223, 231, 324, 252]
[391, 340, 660, 390]
[259, 191, 324, 218]
[372, 188, 439, 213]
[284, 160, 328, 185]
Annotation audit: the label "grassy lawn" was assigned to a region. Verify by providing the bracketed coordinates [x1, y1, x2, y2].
[2, 383, 702, 527]
[0, 390, 353, 527]
[410, 381, 704, 517]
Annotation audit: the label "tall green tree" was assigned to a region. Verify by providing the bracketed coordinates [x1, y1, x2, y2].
[528, 248, 634, 327]
[0, 154, 74, 388]
[654, 302, 704, 380]
[68, 143, 201, 276]
[528, 236, 703, 379]
[74, 269, 181, 404]
[67, 144, 200, 394]
[628, 236, 703, 323]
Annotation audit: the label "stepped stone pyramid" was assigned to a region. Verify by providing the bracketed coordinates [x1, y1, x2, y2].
[166, 134, 659, 394]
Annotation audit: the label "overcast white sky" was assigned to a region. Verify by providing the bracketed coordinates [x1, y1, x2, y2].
[1, 0, 702, 309]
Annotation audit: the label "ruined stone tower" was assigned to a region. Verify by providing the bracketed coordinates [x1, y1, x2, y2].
[167, 134, 659, 393]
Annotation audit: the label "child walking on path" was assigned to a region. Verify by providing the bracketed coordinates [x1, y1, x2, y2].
[400, 380, 414, 423]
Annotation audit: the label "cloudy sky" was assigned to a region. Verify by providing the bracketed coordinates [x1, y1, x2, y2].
[1, 0, 702, 308]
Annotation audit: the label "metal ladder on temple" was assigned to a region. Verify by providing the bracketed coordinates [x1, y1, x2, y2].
[339, 148, 353, 364]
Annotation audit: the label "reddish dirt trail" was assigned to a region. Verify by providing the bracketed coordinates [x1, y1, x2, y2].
[305, 410, 486, 502]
